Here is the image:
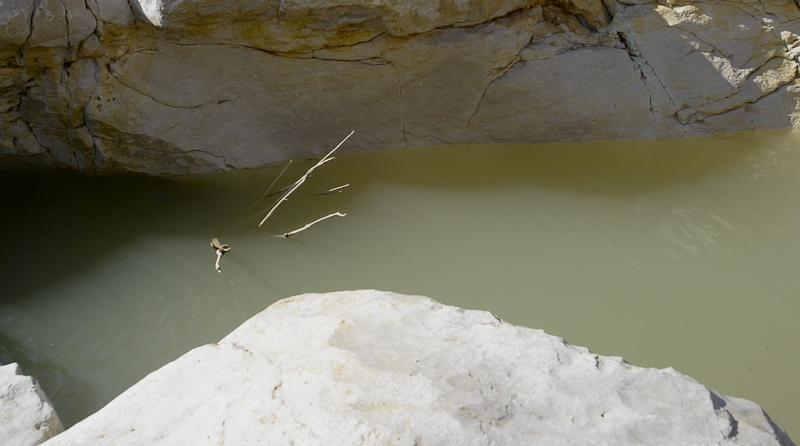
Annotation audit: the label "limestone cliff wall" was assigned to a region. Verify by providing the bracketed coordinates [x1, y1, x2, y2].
[1, 0, 800, 174]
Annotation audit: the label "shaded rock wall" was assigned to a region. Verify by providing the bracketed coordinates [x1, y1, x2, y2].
[1, 0, 800, 174]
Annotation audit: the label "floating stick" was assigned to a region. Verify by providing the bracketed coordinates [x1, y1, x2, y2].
[257, 130, 354, 228]
[210, 238, 231, 273]
[278, 212, 346, 238]
[245, 160, 293, 212]
[314, 184, 350, 196]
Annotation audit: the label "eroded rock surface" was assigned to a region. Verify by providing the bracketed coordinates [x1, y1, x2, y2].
[2, 0, 800, 173]
[42, 290, 793, 446]
[0, 363, 64, 446]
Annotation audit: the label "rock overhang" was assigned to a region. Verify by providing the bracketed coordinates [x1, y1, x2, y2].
[2, 0, 800, 174]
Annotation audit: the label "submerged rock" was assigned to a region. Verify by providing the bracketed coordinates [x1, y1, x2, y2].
[42, 290, 793, 445]
[2, 0, 800, 173]
[0, 363, 64, 446]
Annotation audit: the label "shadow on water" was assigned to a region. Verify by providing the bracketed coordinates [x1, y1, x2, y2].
[1, 131, 777, 302]
[1, 172, 206, 298]
[0, 129, 797, 432]
[334, 130, 792, 195]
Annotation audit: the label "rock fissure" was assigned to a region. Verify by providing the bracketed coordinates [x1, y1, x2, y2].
[309, 30, 390, 56]
[405, 132, 451, 145]
[718, 73, 797, 110]
[59, 0, 73, 48]
[446, 5, 530, 31]
[386, 59, 408, 148]
[89, 129, 100, 171]
[21, 0, 38, 47]
[466, 55, 521, 129]
[725, 1, 764, 19]
[110, 73, 217, 110]
[672, 26, 716, 51]
[160, 122, 181, 135]
[61, 66, 80, 169]
[686, 56, 799, 122]
[616, 31, 677, 117]
[466, 87, 489, 130]
[19, 117, 48, 159]
[110, 141, 226, 163]
[124, 0, 139, 24]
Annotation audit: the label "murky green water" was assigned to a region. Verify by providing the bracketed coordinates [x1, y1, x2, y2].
[1, 130, 798, 438]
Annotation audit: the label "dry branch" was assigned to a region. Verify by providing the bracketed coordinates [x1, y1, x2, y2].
[246, 160, 293, 212]
[211, 238, 231, 273]
[257, 130, 355, 228]
[278, 212, 346, 238]
[315, 184, 350, 196]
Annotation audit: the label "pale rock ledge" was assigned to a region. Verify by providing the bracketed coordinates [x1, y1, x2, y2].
[0, 363, 64, 446]
[41, 290, 793, 446]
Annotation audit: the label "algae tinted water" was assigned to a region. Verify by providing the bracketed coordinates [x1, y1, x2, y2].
[1, 130, 798, 437]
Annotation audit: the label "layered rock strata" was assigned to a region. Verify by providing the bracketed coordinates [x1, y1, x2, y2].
[1, 0, 800, 174]
[42, 290, 793, 446]
[0, 363, 64, 446]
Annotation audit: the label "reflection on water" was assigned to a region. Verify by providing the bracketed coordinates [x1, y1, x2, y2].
[0, 130, 798, 437]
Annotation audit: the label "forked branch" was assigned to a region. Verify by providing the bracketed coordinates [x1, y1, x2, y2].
[257, 130, 355, 228]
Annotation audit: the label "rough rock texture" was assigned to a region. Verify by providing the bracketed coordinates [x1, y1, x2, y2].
[42, 290, 793, 446]
[2, 0, 800, 174]
[0, 363, 64, 446]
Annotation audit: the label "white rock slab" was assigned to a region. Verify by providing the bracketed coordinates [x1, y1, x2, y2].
[0, 363, 64, 446]
[42, 290, 793, 446]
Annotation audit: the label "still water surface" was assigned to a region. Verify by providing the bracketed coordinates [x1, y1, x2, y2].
[1, 130, 798, 437]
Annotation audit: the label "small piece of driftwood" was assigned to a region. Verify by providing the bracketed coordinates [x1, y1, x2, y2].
[210, 238, 231, 273]
[278, 212, 346, 238]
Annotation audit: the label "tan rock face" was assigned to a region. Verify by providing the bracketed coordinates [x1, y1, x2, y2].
[1, 0, 800, 174]
[613, 0, 800, 127]
[137, 0, 532, 49]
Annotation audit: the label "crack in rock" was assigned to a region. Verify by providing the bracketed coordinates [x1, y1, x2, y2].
[60, 65, 80, 169]
[59, 0, 72, 48]
[679, 56, 798, 122]
[616, 30, 678, 119]
[386, 59, 408, 148]
[110, 74, 216, 110]
[466, 55, 521, 129]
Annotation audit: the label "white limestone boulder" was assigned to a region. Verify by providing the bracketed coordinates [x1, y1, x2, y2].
[0, 363, 64, 446]
[42, 290, 793, 446]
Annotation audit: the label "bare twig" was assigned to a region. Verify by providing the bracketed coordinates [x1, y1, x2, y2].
[257, 130, 355, 228]
[314, 184, 350, 196]
[278, 212, 346, 238]
[246, 160, 293, 212]
[215, 250, 224, 272]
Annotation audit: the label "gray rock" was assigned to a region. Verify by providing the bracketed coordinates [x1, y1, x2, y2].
[466, 46, 683, 143]
[28, 0, 69, 48]
[42, 290, 793, 446]
[0, 363, 64, 446]
[0, 0, 34, 53]
[3, 0, 800, 173]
